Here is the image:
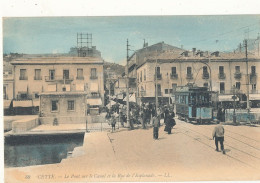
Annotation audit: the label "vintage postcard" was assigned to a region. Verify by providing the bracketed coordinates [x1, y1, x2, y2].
[2, 15, 260, 182]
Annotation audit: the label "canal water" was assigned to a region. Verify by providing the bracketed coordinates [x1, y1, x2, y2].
[4, 133, 84, 167]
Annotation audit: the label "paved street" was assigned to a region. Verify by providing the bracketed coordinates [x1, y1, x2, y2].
[5, 119, 260, 182]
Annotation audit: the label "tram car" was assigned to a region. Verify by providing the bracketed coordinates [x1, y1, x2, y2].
[174, 86, 217, 124]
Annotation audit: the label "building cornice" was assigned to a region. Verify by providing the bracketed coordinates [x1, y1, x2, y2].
[11, 57, 104, 65]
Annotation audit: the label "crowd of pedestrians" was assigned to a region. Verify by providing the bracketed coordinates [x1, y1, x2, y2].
[105, 102, 176, 138]
[105, 99, 225, 154]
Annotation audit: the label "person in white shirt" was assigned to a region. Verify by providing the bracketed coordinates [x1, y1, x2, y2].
[212, 122, 225, 154]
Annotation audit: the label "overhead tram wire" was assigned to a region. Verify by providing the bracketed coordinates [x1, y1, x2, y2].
[177, 125, 260, 165]
[193, 23, 260, 45]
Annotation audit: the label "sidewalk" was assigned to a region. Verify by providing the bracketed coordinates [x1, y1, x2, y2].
[6, 119, 259, 182]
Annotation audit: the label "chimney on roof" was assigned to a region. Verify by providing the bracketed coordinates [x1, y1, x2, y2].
[192, 48, 196, 56]
[215, 51, 220, 57]
[181, 51, 189, 57]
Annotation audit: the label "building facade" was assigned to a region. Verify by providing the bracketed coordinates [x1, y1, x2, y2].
[10, 57, 104, 115]
[136, 51, 260, 106]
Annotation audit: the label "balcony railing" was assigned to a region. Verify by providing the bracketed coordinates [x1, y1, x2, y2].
[34, 76, 42, 80]
[45, 75, 74, 82]
[19, 76, 28, 80]
[16, 94, 33, 100]
[154, 73, 162, 80]
[234, 72, 242, 79]
[219, 90, 242, 95]
[170, 73, 178, 79]
[140, 90, 146, 97]
[202, 73, 209, 79]
[155, 91, 162, 96]
[250, 74, 257, 84]
[186, 74, 193, 79]
[218, 73, 226, 79]
[87, 92, 101, 98]
[90, 76, 98, 80]
[250, 90, 259, 94]
[76, 76, 84, 80]
[219, 90, 225, 94]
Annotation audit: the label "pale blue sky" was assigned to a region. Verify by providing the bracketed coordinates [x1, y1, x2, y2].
[3, 15, 260, 64]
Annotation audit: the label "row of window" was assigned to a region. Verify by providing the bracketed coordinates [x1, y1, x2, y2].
[139, 82, 257, 95]
[51, 100, 75, 111]
[138, 65, 257, 81]
[19, 68, 98, 80]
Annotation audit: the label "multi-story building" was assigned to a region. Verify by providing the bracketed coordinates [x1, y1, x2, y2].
[136, 50, 260, 106]
[3, 56, 15, 114]
[127, 41, 185, 78]
[10, 57, 104, 117]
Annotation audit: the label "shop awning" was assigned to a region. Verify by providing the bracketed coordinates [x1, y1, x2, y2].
[218, 95, 239, 102]
[13, 100, 33, 107]
[90, 83, 99, 92]
[123, 93, 136, 102]
[249, 94, 260, 100]
[87, 98, 102, 106]
[117, 93, 124, 99]
[106, 100, 116, 107]
[4, 100, 11, 109]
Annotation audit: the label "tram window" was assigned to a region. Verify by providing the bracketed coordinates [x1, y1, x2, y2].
[181, 96, 185, 104]
[190, 94, 196, 104]
[176, 95, 179, 103]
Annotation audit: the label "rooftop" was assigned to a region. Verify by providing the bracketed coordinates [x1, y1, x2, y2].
[11, 56, 104, 65]
[145, 50, 260, 60]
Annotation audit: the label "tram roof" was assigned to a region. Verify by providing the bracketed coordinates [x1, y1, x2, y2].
[175, 86, 209, 93]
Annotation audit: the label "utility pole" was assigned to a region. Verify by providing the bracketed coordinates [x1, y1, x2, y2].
[232, 85, 237, 124]
[245, 39, 250, 123]
[167, 73, 170, 105]
[126, 39, 132, 129]
[208, 53, 212, 92]
[109, 79, 111, 110]
[155, 54, 158, 116]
